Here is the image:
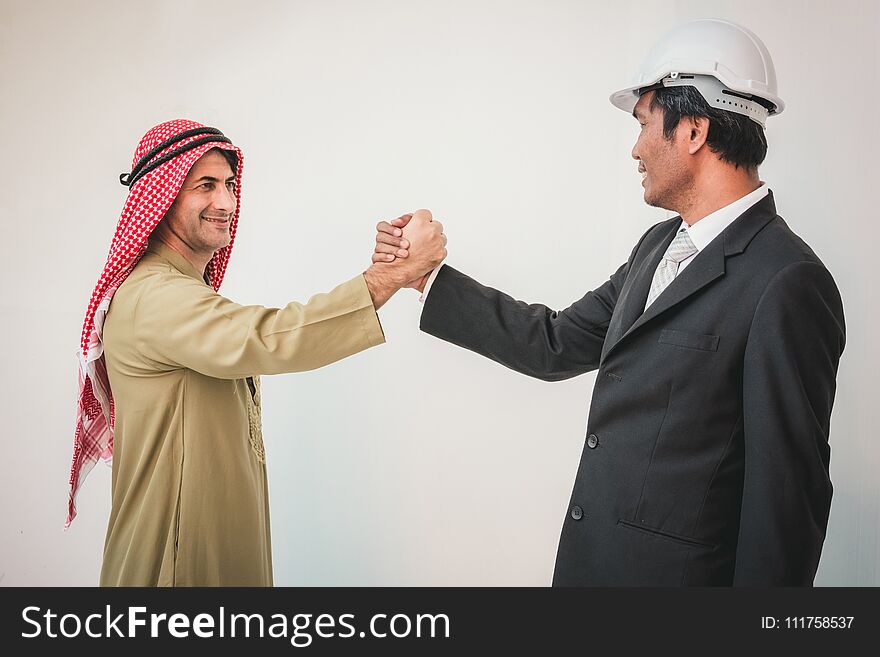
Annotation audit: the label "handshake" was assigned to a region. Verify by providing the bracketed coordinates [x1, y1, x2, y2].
[362, 209, 447, 309]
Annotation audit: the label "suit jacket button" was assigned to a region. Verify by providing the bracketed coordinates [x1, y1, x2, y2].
[570, 505, 584, 521]
[587, 434, 599, 449]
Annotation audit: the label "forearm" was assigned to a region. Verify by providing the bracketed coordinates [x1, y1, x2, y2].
[362, 266, 402, 310]
[138, 274, 385, 378]
[420, 266, 613, 381]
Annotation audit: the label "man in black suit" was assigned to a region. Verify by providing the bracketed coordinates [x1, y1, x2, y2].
[373, 20, 845, 585]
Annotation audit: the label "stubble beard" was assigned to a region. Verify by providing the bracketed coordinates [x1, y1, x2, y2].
[644, 167, 694, 216]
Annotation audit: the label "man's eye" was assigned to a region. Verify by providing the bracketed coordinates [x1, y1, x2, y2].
[226, 181, 236, 190]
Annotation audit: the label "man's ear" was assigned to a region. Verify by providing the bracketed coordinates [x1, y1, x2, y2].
[687, 115, 709, 154]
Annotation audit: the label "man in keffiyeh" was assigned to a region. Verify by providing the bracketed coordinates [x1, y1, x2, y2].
[70, 119, 446, 586]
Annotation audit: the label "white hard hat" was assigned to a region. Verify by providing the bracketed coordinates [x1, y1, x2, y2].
[610, 19, 784, 127]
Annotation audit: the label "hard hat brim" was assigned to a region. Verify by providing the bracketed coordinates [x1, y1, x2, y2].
[609, 84, 645, 115]
[610, 68, 785, 119]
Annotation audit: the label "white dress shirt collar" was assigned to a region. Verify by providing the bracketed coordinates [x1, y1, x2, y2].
[680, 183, 769, 251]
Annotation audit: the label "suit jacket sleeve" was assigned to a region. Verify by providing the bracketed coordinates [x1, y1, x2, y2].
[734, 260, 846, 585]
[418, 228, 651, 381]
[133, 273, 385, 379]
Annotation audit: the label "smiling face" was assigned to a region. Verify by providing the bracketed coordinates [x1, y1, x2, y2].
[160, 149, 237, 259]
[631, 91, 694, 212]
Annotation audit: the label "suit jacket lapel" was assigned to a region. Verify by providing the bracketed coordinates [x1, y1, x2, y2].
[601, 222, 677, 361]
[625, 236, 726, 337]
[601, 190, 779, 363]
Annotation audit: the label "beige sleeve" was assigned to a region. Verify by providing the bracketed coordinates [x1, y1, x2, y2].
[134, 273, 385, 379]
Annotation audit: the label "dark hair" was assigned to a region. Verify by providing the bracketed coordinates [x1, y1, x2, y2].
[648, 85, 769, 170]
[211, 146, 239, 173]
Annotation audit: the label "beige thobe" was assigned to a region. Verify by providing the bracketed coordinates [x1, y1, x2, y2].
[99, 240, 384, 586]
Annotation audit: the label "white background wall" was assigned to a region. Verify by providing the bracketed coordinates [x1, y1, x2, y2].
[1, 0, 876, 586]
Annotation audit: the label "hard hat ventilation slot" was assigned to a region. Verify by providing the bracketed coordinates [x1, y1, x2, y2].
[721, 88, 755, 101]
[718, 97, 758, 114]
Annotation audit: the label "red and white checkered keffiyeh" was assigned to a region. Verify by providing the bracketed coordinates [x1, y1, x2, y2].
[67, 119, 243, 527]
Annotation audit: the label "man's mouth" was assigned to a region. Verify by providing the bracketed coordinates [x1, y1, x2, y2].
[202, 216, 229, 224]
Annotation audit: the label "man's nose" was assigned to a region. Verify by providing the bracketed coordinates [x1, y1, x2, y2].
[631, 139, 640, 161]
[211, 184, 236, 212]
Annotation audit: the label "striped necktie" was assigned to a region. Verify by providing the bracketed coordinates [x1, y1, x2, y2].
[645, 228, 698, 310]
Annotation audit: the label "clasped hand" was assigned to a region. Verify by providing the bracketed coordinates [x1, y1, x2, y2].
[370, 209, 446, 293]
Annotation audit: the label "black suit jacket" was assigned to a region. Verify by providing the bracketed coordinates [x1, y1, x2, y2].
[420, 191, 845, 586]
